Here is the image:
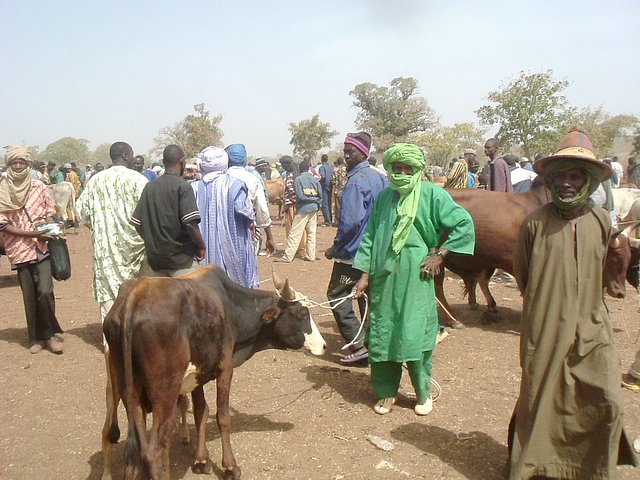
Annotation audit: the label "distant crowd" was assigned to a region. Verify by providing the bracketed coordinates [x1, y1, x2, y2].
[1, 130, 639, 479]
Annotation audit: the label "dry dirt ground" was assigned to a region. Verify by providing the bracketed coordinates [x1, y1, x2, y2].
[1, 217, 639, 480]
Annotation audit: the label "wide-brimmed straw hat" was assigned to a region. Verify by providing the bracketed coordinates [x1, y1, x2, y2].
[533, 130, 612, 181]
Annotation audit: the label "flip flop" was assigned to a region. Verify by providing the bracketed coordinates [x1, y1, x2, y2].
[340, 349, 369, 364]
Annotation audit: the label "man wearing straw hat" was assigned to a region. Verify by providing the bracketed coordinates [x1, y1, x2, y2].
[508, 130, 638, 479]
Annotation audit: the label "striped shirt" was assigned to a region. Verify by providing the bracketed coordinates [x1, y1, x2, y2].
[0, 180, 56, 266]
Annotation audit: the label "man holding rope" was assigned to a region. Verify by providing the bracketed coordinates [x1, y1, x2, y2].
[324, 132, 387, 364]
[353, 143, 474, 415]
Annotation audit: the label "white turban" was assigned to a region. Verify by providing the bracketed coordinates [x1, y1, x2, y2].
[197, 146, 228, 175]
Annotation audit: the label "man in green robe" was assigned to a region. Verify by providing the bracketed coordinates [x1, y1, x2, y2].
[509, 130, 638, 479]
[353, 143, 475, 416]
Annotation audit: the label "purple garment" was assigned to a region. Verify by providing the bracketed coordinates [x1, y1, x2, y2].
[193, 175, 258, 288]
[488, 156, 514, 193]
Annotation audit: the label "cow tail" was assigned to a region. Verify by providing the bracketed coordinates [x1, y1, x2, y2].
[121, 298, 146, 480]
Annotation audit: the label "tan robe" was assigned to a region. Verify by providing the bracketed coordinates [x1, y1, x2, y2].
[510, 204, 637, 479]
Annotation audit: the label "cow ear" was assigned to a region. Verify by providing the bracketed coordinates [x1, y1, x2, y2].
[261, 306, 281, 324]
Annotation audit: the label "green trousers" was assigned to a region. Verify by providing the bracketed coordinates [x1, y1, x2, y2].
[370, 351, 433, 404]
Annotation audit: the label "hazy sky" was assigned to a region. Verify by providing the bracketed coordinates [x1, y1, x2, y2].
[2, 0, 639, 159]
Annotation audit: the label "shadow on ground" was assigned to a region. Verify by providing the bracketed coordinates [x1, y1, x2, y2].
[391, 423, 508, 480]
[439, 302, 522, 337]
[300, 363, 370, 406]
[0, 273, 19, 289]
[0, 326, 29, 348]
[86, 405, 296, 480]
[65, 323, 103, 352]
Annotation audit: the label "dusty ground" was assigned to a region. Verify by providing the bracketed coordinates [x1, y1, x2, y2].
[1, 216, 639, 480]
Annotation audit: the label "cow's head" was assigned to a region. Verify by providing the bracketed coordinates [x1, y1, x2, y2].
[263, 270, 326, 355]
[604, 231, 631, 298]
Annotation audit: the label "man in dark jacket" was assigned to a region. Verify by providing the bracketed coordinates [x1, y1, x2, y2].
[318, 154, 333, 226]
[324, 132, 388, 363]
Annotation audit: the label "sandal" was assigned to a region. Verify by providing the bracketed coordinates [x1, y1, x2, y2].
[340, 347, 368, 364]
[374, 397, 396, 415]
[414, 397, 433, 416]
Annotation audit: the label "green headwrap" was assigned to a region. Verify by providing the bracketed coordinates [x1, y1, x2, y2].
[383, 143, 426, 253]
[543, 159, 602, 214]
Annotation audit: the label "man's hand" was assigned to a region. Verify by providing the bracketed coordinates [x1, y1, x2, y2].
[420, 249, 447, 279]
[353, 273, 369, 298]
[264, 238, 276, 254]
[36, 232, 60, 241]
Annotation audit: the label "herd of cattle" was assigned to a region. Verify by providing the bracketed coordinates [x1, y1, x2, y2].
[2, 178, 640, 479]
[435, 176, 639, 328]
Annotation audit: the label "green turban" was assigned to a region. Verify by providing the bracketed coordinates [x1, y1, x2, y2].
[383, 143, 426, 253]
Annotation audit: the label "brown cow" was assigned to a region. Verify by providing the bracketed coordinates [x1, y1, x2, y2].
[264, 178, 285, 219]
[103, 266, 325, 480]
[436, 177, 632, 328]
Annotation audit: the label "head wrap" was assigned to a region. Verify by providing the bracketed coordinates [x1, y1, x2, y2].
[226, 144, 247, 167]
[543, 159, 602, 214]
[383, 143, 426, 253]
[255, 158, 269, 172]
[62, 162, 72, 169]
[0, 146, 34, 212]
[344, 132, 372, 158]
[197, 146, 229, 182]
[4, 146, 32, 166]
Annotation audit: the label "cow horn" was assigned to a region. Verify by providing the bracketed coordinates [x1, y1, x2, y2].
[610, 236, 620, 249]
[281, 278, 296, 302]
[272, 267, 285, 291]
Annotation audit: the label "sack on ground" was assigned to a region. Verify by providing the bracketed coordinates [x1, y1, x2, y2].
[48, 237, 71, 281]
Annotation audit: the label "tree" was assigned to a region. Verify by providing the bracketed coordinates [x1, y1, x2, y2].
[288, 114, 338, 160]
[476, 70, 574, 158]
[570, 106, 639, 157]
[92, 143, 112, 165]
[39, 137, 91, 166]
[419, 122, 486, 167]
[153, 103, 223, 158]
[350, 77, 438, 151]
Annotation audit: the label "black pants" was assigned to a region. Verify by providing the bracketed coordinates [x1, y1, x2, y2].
[321, 188, 332, 225]
[17, 258, 62, 342]
[326, 262, 368, 351]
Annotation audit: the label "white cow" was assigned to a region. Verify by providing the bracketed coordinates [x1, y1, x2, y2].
[47, 182, 79, 233]
[612, 188, 640, 221]
[619, 199, 640, 248]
